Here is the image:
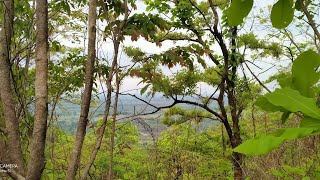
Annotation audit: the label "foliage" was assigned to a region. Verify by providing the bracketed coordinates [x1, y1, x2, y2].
[226, 0, 253, 26]
[1, 0, 320, 179]
[271, 0, 295, 29]
[161, 106, 215, 126]
[234, 50, 320, 155]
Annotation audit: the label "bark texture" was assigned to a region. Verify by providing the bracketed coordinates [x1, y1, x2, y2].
[26, 0, 49, 178]
[0, 0, 26, 175]
[66, 0, 97, 179]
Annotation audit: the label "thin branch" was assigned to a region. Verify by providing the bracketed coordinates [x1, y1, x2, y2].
[118, 92, 159, 109]
[245, 60, 262, 70]
[173, 98, 224, 121]
[300, 0, 320, 42]
[285, 46, 294, 62]
[188, 0, 215, 36]
[282, 29, 302, 53]
[158, 37, 200, 43]
[244, 62, 271, 92]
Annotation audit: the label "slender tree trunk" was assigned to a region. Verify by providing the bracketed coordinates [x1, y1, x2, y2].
[107, 57, 120, 180]
[231, 128, 243, 180]
[81, 41, 119, 180]
[229, 26, 244, 180]
[26, 0, 49, 178]
[221, 124, 226, 155]
[0, 0, 26, 175]
[66, 0, 97, 179]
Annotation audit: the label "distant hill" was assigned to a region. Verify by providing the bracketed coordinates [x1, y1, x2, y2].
[54, 94, 219, 142]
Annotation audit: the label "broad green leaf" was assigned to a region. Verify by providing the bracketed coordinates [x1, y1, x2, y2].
[255, 97, 284, 112]
[292, 50, 320, 97]
[264, 87, 320, 119]
[233, 135, 284, 155]
[271, 128, 315, 140]
[226, 0, 253, 26]
[300, 117, 320, 128]
[271, 0, 294, 29]
[234, 128, 315, 155]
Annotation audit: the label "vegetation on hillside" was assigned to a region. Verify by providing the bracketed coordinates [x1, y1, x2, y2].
[0, 0, 320, 179]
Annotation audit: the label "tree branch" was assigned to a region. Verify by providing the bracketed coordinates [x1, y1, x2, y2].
[300, 0, 320, 42]
[244, 62, 271, 93]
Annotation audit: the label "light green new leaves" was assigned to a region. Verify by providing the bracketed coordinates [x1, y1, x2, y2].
[226, 0, 253, 26]
[234, 128, 316, 155]
[271, 0, 294, 29]
[292, 50, 320, 97]
[264, 87, 320, 119]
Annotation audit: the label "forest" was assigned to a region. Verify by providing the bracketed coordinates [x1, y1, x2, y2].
[0, 0, 320, 179]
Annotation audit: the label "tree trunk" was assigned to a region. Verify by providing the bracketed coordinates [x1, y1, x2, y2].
[26, 0, 49, 178]
[232, 151, 243, 180]
[107, 56, 120, 180]
[231, 127, 243, 180]
[81, 41, 119, 180]
[66, 0, 97, 179]
[0, 0, 26, 175]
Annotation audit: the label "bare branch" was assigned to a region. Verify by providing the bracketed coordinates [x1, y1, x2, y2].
[244, 62, 271, 93]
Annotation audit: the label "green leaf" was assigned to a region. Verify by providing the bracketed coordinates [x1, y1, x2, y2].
[271, 128, 315, 140]
[226, 0, 253, 26]
[255, 96, 285, 112]
[294, 0, 302, 11]
[295, 0, 311, 11]
[234, 135, 284, 155]
[292, 50, 320, 97]
[300, 117, 320, 128]
[140, 84, 150, 95]
[271, 0, 294, 29]
[281, 111, 291, 124]
[234, 128, 315, 155]
[264, 87, 320, 119]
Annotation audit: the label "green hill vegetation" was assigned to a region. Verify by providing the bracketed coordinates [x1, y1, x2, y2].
[0, 0, 320, 179]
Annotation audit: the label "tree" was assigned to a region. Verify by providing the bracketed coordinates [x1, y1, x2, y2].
[26, 0, 49, 178]
[66, 0, 97, 179]
[0, 0, 26, 175]
[124, 0, 255, 178]
[80, 0, 132, 178]
[230, 0, 320, 154]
